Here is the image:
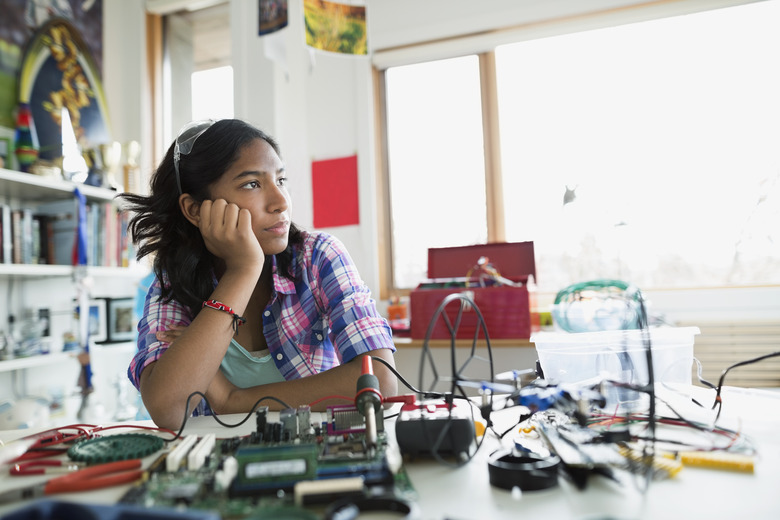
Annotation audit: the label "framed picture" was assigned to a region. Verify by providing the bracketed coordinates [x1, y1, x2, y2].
[74, 299, 107, 343]
[106, 297, 136, 343]
[18, 19, 111, 162]
[259, 0, 288, 36]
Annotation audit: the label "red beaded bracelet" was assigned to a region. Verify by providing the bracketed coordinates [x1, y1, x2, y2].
[202, 299, 246, 333]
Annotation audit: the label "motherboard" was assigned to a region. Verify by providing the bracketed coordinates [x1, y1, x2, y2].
[118, 405, 416, 519]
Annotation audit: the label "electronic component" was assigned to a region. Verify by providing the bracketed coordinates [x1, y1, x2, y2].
[230, 443, 319, 496]
[213, 455, 238, 492]
[395, 400, 475, 458]
[619, 446, 682, 480]
[166, 435, 198, 472]
[537, 420, 626, 470]
[298, 405, 312, 435]
[487, 448, 561, 491]
[294, 476, 364, 506]
[187, 434, 215, 471]
[327, 405, 384, 436]
[115, 398, 408, 518]
[280, 408, 299, 441]
[67, 434, 164, 464]
[674, 451, 754, 473]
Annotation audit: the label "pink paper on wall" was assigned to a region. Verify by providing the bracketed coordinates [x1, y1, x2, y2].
[312, 154, 359, 228]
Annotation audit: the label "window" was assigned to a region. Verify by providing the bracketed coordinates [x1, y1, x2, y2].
[160, 2, 232, 147]
[192, 66, 234, 120]
[385, 56, 487, 288]
[380, 0, 780, 295]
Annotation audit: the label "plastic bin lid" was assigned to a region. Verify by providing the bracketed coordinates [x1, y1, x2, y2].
[531, 326, 701, 349]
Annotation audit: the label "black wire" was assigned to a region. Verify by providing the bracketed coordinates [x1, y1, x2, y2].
[711, 350, 780, 421]
[622, 286, 655, 492]
[417, 293, 494, 396]
[371, 355, 443, 399]
[694, 357, 717, 390]
[423, 394, 486, 468]
[166, 391, 292, 442]
[406, 293, 497, 467]
[490, 415, 525, 440]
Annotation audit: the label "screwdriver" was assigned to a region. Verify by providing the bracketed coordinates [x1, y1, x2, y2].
[355, 356, 383, 452]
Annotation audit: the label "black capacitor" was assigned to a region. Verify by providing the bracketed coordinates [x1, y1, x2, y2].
[256, 406, 269, 436]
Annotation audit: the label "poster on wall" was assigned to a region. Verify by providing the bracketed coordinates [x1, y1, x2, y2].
[0, 0, 103, 130]
[303, 0, 367, 56]
[259, 0, 288, 36]
[17, 18, 110, 161]
[312, 154, 359, 228]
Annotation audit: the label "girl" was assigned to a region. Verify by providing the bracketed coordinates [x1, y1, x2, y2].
[120, 119, 397, 429]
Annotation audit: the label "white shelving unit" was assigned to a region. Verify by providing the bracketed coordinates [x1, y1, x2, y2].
[0, 167, 144, 400]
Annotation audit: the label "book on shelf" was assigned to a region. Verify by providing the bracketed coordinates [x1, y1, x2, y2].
[11, 209, 22, 264]
[0, 198, 134, 269]
[35, 198, 78, 266]
[1, 203, 11, 264]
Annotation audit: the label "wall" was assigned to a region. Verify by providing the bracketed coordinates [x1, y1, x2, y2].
[229, 0, 380, 290]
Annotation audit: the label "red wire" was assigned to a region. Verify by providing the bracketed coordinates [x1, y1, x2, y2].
[308, 395, 354, 407]
[94, 424, 177, 437]
[18, 422, 177, 453]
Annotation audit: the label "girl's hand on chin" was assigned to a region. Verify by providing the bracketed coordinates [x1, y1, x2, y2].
[198, 199, 264, 271]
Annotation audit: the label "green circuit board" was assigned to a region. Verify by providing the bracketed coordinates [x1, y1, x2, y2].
[118, 408, 416, 519]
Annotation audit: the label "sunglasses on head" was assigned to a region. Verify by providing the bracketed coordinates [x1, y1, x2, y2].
[173, 119, 216, 195]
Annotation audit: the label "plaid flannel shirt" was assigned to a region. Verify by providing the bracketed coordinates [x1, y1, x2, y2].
[128, 231, 395, 416]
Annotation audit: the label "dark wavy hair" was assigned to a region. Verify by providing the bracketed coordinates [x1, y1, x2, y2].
[119, 119, 303, 313]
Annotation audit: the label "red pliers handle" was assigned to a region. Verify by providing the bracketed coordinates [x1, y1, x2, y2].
[43, 459, 143, 494]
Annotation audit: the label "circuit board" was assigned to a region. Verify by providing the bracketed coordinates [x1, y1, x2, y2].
[118, 406, 417, 519]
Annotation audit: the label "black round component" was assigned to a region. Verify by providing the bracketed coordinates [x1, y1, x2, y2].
[487, 448, 560, 491]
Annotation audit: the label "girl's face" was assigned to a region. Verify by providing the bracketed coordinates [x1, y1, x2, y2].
[208, 138, 291, 255]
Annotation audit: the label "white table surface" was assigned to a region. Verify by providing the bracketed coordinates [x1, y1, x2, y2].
[0, 385, 778, 520]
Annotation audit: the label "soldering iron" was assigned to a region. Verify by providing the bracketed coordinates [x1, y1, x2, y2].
[355, 356, 383, 454]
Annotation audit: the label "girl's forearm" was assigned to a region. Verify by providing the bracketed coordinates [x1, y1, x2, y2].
[217, 349, 398, 414]
[140, 267, 261, 428]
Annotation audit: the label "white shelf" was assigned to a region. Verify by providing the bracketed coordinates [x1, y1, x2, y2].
[0, 168, 119, 203]
[0, 352, 74, 373]
[0, 343, 137, 374]
[0, 264, 147, 278]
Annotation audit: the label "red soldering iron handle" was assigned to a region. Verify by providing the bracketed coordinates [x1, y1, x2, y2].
[355, 356, 382, 416]
[362, 355, 374, 375]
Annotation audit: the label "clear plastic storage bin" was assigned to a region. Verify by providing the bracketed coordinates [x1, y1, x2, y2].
[531, 327, 700, 409]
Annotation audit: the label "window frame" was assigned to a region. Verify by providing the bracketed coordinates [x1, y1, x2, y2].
[374, 52, 506, 300]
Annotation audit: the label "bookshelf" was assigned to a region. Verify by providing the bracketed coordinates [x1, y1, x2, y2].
[0, 167, 144, 400]
[0, 167, 134, 270]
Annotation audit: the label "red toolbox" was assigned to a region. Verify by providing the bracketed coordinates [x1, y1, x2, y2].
[409, 242, 537, 340]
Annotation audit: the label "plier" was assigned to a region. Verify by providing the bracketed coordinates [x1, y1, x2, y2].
[0, 459, 143, 504]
